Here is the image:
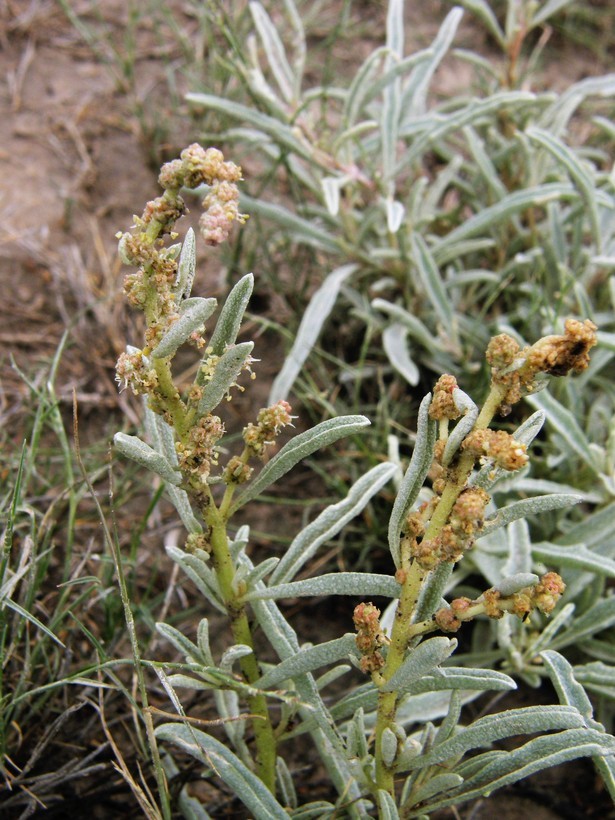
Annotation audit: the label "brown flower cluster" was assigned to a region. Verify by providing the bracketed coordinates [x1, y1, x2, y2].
[429, 374, 462, 421]
[409, 488, 490, 570]
[353, 602, 387, 674]
[434, 572, 566, 632]
[487, 319, 597, 413]
[461, 429, 528, 472]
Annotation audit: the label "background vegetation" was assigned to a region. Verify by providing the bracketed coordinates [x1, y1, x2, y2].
[2, 1, 614, 816]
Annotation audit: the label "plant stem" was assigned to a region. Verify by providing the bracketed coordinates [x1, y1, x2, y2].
[373, 381, 507, 796]
[374, 559, 426, 794]
[206, 503, 277, 792]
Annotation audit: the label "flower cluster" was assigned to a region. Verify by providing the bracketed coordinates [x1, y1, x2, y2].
[223, 455, 254, 485]
[461, 429, 528, 471]
[158, 144, 246, 247]
[243, 401, 295, 457]
[434, 572, 566, 632]
[353, 602, 387, 674]
[115, 144, 246, 382]
[115, 350, 158, 395]
[408, 488, 491, 570]
[176, 414, 225, 485]
[487, 319, 597, 414]
[429, 374, 462, 421]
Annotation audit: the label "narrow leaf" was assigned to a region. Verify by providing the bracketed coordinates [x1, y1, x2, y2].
[372, 298, 436, 350]
[343, 45, 387, 125]
[531, 0, 575, 26]
[271, 462, 397, 584]
[114, 432, 181, 485]
[388, 394, 437, 566]
[166, 485, 202, 534]
[382, 638, 457, 692]
[377, 788, 400, 819]
[240, 193, 340, 252]
[187, 93, 313, 160]
[208, 273, 254, 356]
[197, 342, 254, 415]
[457, 1, 504, 47]
[494, 573, 539, 596]
[256, 635, 358, 689]
[404, 705, 585, 771]
[382, 323, 420, 386]
[231, 415, 370, 512]
[401, 7, 464, 120]
[441, 389, 478, 467]
[152, 297, 218, 359]
[540, 650, 594, 721]
[526, 391, 600, 474]
[166, 546, 225, 613]
[434, 182, 576, 258]
[411, 233, 453, 330]
[248, 572, 401, 600]
[425, 729, 615, 812]
[532, 543, 615, 576]
[550, 597, 615, 650]
[411, 772, 464, 804]
[480, 493, 583, 536]
[156, 623, 205, 664]
[174, 227, 196, 299]
[155, 724, 289, 819]
[406, 667, 516, 695]
[249, 1, 295, 104]
[527, 126, 601, 251]
[269, 264, 357, 403]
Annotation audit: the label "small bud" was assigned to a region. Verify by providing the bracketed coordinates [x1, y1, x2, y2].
[185, 533, 211, 554]
[434, 608, 462, 632]
[429, 375, 462, 420]
[531, 571, 566, 615]
[223, 456, 254, 485]
[353, 602, 387, 675]
[462, 429, 528, 471]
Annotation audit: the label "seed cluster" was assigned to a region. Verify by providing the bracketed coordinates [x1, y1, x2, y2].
[353, 602, 387, 674]
[487, 319, 597, 414]
[434, 572, 566, 632]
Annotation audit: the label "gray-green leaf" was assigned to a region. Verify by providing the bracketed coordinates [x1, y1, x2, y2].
[114, 432, 181, 485]
[197, 342, 255, 415]
[388, 394, 436, 566]
[155, 724, 289, 819]
[271, 462, 397, 584]
[152, 297, 218, 359]
[382, 638, 457, 693]
[208, 273, 254, 356]
[231, 415, 371, 512]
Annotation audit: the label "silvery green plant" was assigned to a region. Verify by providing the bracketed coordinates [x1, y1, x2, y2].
[188, 0, 614, 408]
[113, 144, 614, 818]
[189, 0, 615, 704]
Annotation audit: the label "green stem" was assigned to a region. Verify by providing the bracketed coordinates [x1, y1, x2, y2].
[374, 559, 426, 794]
[373, 381, 507, 798]
[206, 503, 277, 792]
[423, 381, 507, 542]
[151, 357, 190, 438]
